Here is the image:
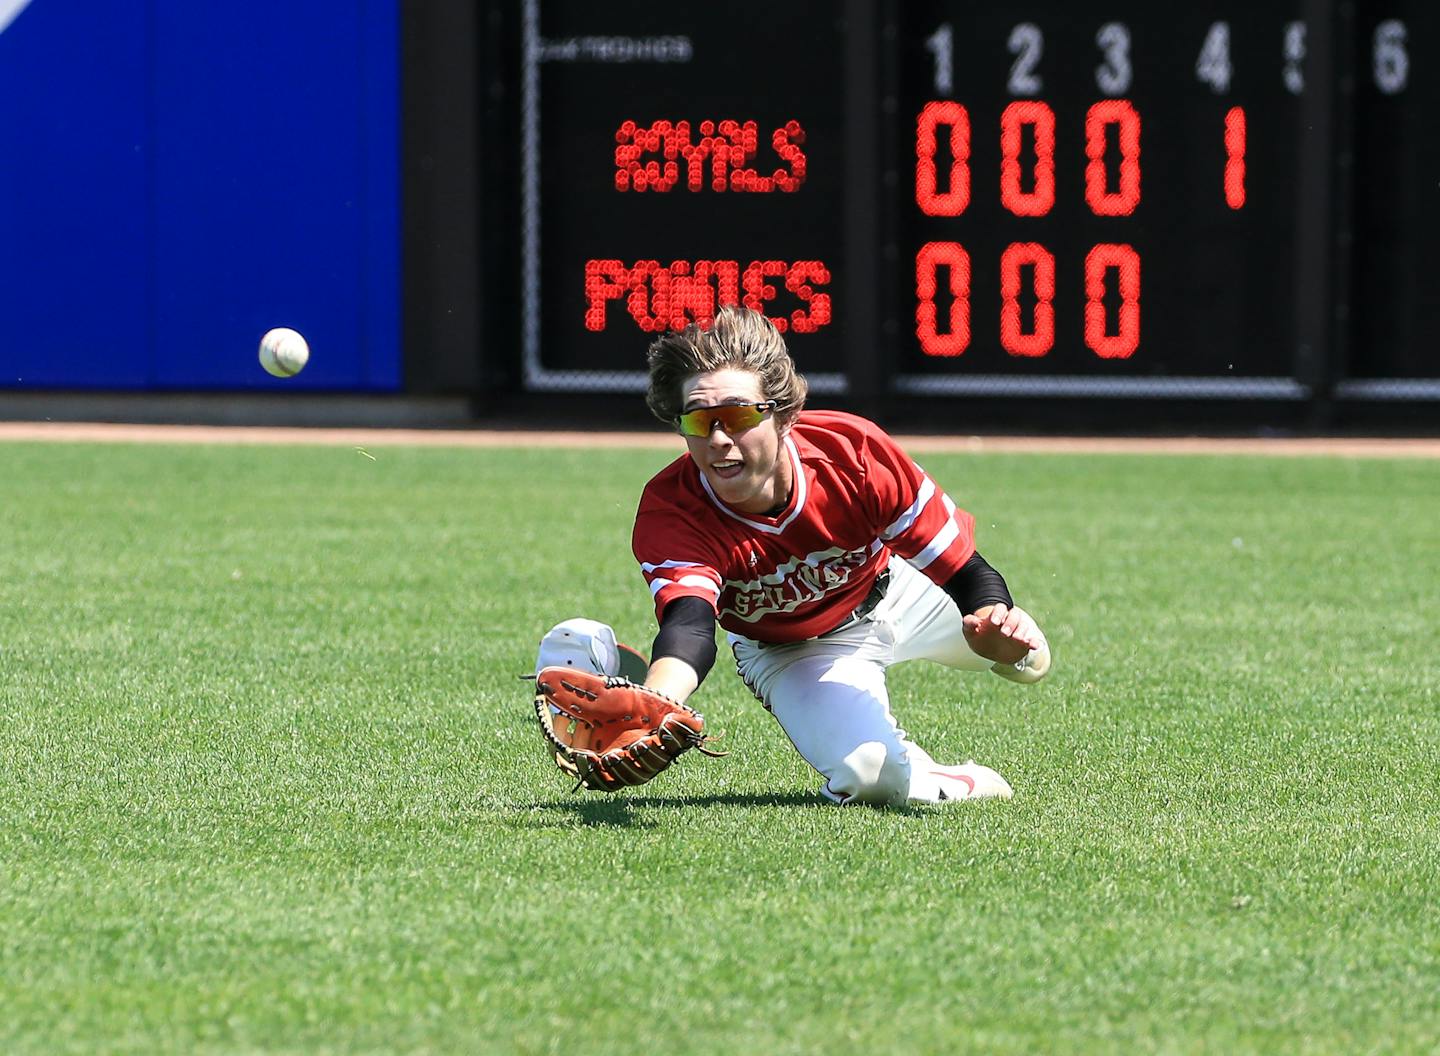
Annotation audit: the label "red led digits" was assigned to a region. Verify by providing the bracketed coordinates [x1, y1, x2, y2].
[1085, 100, 1141, 216]
[915, 242, 971, 356]
[999, 242, 1056, 357]
[614, 120, 807, 192]
[1084, 244, 1141, 358]
[914, 241, 1140, 359]
[916, 101, 970, 216]
[1000, 101, 1056, 217]
[1224, 107, 1246, 209]
[909, 105, 1147, 361]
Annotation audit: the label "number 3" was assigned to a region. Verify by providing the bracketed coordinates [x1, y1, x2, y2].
[1095, 23, 1132, 95]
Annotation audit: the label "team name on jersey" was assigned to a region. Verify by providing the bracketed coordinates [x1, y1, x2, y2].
[723, 542, 880, 623]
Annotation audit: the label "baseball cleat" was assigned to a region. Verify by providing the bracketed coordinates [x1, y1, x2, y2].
[929, 761, 1013, 801]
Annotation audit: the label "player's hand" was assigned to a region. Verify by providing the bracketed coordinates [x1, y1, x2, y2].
[963, 603, 1044, 665]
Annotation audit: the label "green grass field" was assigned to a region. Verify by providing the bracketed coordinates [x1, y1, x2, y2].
[2, 437, 1437, 1054]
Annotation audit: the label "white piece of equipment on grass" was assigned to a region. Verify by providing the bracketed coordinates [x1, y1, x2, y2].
[534, 618, 649, 681]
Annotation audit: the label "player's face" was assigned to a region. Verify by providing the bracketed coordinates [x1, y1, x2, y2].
[678, 368, 791, 515]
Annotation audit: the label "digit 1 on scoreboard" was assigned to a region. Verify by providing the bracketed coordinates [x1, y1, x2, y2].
[1224, 106, 1246, 209]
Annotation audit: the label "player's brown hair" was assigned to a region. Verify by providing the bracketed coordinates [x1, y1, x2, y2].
[645, 306, 809, 430]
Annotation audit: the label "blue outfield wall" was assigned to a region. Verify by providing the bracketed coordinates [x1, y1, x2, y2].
[0, 0, 400, 391]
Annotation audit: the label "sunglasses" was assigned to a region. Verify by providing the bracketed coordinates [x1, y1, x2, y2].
[675, 400, 781, 438]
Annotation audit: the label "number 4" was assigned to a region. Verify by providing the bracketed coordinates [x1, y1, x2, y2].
[1196, 21, 1232, 94]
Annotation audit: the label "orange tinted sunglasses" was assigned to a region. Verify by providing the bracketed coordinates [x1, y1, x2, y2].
[675, 400, 780, 438]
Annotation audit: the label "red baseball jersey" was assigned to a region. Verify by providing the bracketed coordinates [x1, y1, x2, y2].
[632, 410, 977, 642]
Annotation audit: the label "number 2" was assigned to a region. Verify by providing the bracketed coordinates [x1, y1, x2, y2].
[1008, 23, 1043, 96]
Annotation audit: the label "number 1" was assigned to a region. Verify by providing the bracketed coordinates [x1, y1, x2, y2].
[926, 24, 954, 96]
[1224, 107, 1245, 209]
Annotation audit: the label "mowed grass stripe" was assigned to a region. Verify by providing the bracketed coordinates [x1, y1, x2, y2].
[1, 440, 1436, 1054]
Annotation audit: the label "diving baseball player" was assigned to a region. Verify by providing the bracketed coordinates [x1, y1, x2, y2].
[542, 305, 1050, 805]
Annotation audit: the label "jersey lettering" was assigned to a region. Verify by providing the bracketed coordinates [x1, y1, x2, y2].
[633, 411, 977, 642]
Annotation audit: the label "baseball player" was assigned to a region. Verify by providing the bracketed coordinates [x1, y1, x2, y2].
[567, 305, 1050, 805]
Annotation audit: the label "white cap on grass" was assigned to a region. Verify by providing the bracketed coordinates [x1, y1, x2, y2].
[535, 618, 623, 677]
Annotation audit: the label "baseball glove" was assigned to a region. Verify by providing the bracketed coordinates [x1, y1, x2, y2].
[532, 667, 725, 792]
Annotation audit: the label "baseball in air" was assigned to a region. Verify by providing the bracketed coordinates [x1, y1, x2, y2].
[258, 327, 310, 377]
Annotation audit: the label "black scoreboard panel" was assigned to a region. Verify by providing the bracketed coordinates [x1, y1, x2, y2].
[1348, 2, 1440, 393]
[893, 3, 1306, 396]
[522, 0, 847, 391]
[516, 0, 1439, 406]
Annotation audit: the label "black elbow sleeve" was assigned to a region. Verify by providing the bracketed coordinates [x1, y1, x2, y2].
[651, 596, 718, 683]
[941, 550, 1014, 615]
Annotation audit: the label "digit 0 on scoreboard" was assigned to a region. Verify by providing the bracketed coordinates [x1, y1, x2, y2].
[895, 4, 1306, 396]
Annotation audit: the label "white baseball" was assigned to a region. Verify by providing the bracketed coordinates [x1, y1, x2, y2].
[258, 327, 310, 378]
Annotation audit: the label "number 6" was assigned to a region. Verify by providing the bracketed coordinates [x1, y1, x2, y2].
[1374, 20, 1409, 95]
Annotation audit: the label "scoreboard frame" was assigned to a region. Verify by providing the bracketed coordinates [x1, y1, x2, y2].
[429, 0, 1440, 427]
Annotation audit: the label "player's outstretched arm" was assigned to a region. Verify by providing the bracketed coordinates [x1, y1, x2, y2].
[962, 602, 1044, 663]
[645, 655, 701, 704]
[645, 595, 718, 705]
[963, 603, 1052, 683]
[940, 551, 1051, 682]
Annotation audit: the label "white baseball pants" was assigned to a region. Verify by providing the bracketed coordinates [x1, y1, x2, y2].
[729, 555, 997, 806]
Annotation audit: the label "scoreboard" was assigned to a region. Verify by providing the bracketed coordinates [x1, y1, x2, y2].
[521, 2, 849, 393]
[515, 0, 1439, 406]
[896, 3, 1306, 397]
